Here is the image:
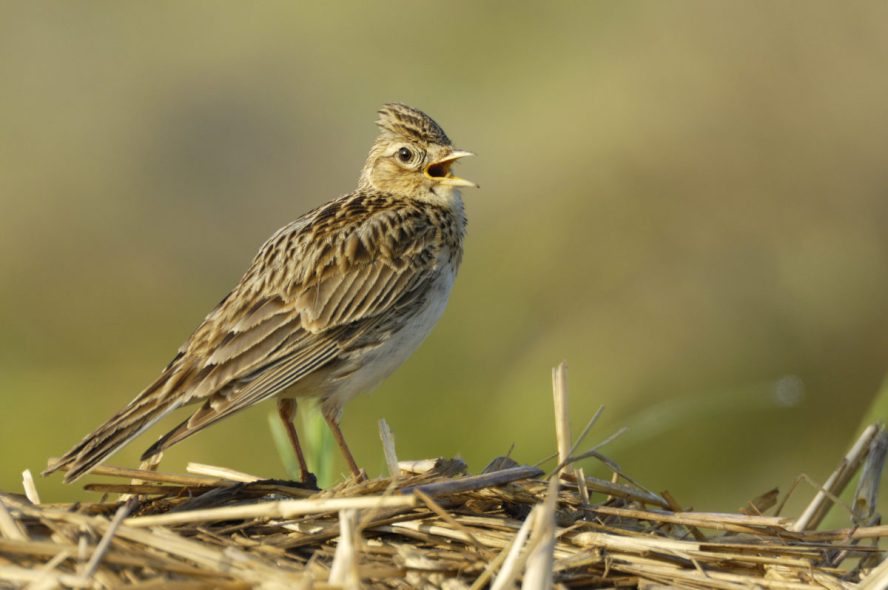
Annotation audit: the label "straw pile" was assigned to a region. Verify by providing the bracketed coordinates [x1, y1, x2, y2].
[1, 365, 886, 589]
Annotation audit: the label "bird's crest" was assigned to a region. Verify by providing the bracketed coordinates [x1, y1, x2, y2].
[376, 103, 451, 146]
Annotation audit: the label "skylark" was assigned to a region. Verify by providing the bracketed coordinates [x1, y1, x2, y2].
[45, 103, 476, 484]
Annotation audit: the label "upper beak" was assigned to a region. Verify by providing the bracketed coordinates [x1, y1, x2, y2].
[424, 150, 478, 188]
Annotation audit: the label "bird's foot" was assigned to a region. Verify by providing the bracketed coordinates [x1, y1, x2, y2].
[299, 471, 319, 489]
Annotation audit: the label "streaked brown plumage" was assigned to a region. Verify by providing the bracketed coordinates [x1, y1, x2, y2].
[44, 103, 476, 484]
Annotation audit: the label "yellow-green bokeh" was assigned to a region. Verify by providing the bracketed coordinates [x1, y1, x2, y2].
[2, 2, 887, 520]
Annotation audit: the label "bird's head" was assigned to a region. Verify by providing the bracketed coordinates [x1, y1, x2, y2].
[359, 103, 477, 201]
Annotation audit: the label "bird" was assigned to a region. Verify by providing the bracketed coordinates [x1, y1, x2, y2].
[44, 103, 476, 484]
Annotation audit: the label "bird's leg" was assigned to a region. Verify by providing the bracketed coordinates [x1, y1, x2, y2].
[323, 411, 364, 480]
[276, 398, 312, 484]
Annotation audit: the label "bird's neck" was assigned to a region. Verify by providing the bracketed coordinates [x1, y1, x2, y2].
[419, 185, 464, 215]
[424, 187, 466, 235]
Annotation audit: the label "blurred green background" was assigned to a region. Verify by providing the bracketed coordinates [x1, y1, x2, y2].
[2, 2, 887, 515]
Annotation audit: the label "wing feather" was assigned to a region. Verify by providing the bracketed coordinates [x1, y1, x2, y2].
[141, 326, 351, 457]
[206, 308, 292, 365]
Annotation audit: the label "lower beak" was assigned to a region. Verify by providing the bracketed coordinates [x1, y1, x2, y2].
[424, 150, 478, 188]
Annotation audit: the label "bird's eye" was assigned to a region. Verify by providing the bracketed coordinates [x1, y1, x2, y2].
[397, 147, 413, 163]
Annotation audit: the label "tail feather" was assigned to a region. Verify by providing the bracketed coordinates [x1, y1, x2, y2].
[140, 413, 195, 461]
[43, 382, 184, 483]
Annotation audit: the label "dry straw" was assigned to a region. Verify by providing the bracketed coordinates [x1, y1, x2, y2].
[1, 365, 886, 588]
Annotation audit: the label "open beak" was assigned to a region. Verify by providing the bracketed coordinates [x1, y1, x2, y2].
[424, 150, 478, 188]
